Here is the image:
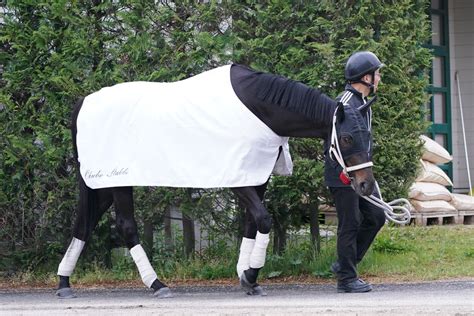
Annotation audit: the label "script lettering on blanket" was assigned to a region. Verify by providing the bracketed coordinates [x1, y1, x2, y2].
[85, 168, 129, 179]
[107, 168, 129, 177]
[85, 169, 104, 179]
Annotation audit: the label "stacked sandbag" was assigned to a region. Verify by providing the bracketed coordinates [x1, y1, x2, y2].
[409, 182, 456, 213]
[419, 135, 453, 166]
[409, 136, 454, 213]
[451, 193, 474, 212]
[416, 159, 453, 187]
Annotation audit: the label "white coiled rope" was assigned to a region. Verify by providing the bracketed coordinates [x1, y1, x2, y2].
[361, 182, 412, 225]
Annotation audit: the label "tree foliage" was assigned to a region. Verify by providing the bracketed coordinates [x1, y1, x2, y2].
[0, 1, 431, 271]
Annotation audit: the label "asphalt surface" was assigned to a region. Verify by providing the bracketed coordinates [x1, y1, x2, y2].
[0, 281, 473, 315]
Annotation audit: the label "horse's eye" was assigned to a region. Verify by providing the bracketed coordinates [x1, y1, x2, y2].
[341, 135, 353, 145]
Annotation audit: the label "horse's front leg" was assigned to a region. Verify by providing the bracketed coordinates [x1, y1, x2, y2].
[232, 182, 270, 296]
[112, 187, 172, 299]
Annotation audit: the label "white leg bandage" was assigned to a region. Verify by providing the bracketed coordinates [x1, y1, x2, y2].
[249, 232, 270, 269]
[57, 237, 85, 276]
[130, 244, 158, 288]
[236, 238, 256, 278]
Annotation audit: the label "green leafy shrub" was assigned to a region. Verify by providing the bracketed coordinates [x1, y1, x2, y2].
[1, 1, 431, 272]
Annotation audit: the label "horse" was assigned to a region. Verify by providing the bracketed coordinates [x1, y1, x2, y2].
[56, 64, 375, 299]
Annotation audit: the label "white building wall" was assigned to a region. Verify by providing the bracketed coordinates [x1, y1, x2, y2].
[449, 0, 474, 193]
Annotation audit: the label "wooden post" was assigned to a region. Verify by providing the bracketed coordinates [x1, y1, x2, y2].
[143, 220, 154, 258]
[164, 207, 173, 252]
[182, 213, 195, 258]
[309, 202, 321, 254]
[272, 221, 287, 255]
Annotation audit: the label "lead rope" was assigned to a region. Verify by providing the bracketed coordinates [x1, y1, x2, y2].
[361, 182, 412, 225]
[329, 106, 412, 225]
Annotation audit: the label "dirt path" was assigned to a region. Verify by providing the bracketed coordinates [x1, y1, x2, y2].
[1, 280, 472, 315]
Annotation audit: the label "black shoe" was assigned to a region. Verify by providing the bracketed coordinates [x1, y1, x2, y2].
[330, 262, 341, 275]
[337, 278, 373, 293]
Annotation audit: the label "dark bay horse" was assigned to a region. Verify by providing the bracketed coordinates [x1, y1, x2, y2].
[56, 64, 375, 298]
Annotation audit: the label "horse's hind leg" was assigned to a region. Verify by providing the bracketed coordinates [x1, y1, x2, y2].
[232, 182, 270, 296]
[56, 179, 113, 298]
[112, 187, 172, 299]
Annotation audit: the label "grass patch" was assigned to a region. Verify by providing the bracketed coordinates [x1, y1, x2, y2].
[1, 225, 473, 288]
[360, 225, 474, 281]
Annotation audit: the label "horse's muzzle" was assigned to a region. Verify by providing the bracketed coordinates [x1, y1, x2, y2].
[356, 179, 375, 196]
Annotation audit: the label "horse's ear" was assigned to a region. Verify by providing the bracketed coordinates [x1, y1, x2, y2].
[359, 95, 377, 115]
[336, 102, 345, 123]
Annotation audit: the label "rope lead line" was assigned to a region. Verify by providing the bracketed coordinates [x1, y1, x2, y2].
[363, 181, 412, 225]
[362, 195, 412, 225]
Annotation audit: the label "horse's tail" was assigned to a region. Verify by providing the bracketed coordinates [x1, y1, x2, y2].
[75, 175, 99, 239]
[71, 97, 85, 161]
[75, 157, 101, 240]
[70, 97, 100, 238]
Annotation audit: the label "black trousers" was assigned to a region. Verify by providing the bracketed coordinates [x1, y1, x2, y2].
[330, 186, 386, 283]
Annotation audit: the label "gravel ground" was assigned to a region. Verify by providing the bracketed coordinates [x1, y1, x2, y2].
[0, 280, 473, 315]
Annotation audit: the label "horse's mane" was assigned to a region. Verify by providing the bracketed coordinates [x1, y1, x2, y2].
[240, 67, 337, 126]
[257, 73, 336, 123]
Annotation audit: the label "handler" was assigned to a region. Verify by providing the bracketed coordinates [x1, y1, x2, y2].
[324, 51, 386, 293]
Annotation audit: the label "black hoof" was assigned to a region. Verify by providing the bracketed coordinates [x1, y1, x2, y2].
[153, 287, 173, 299]
[240, 273, 267, 296]
[56, 287, 76, 299]
[246, 285, 267, 296]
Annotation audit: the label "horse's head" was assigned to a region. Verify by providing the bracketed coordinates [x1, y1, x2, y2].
[330, 102, 375, 196]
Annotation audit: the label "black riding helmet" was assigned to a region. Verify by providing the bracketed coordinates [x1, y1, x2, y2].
[345, 51, 384, 95]
[345, 51, 383, 81]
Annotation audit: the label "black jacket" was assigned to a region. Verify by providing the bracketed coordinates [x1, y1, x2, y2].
[324, 84, 373, 187]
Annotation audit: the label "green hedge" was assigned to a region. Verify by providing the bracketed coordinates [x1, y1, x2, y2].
[231, 1, 432, 201]
[0, 1, 431, 271]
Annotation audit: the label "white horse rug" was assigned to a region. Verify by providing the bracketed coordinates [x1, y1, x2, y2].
[77, 65, 292, 189]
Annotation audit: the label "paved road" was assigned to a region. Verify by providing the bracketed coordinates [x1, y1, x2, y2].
[0, 281, 473, 315]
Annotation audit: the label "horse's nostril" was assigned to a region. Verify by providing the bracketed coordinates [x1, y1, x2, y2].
[359, 180, 375, 196]
[359, 181, 372, 195]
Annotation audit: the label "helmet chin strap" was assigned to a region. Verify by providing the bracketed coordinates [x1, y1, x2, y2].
[351, 72, 375, 95]
[328, 106, 411, 224]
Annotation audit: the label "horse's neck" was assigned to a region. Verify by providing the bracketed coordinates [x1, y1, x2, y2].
[254, 104, 332, 138]
[231, 80, 334, 138]
[229, 65, 336, 138]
